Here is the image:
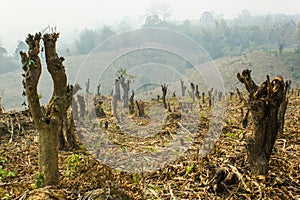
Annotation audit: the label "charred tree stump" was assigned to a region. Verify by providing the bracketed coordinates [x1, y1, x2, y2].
[229, 92, 234, 101]
[242, 108, 250, 128]
[237, 69, 288, 175]
[97, 84, 101, 96]
[278, 79, 289, 134]
[180, 79, 186, 97]
[77, 95, 85, 120]
[161, 84, 168, 109]
[208, 88, 213, 107]
[129, 91, 135, 114]
[172, 91, 176, 97]
[94, 97, 106, 118]
[136, 100, 145, 117]
[190, 82, 195, 100]
[195, 85, 200, 99]
[104, 121, 109, 129]
[235, 88, 244, 103]
[167, 102, 172, 112]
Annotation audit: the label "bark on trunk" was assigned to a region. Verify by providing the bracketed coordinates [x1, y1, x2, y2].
[38, 125, 59, 185]
[20, 32, 76, 185]
[237, 70, 287, 175]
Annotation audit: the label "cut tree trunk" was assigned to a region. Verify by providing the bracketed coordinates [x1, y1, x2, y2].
[38, 125, 59, 184]
[190, 82, 195, 100]
[115, 79, 121, 101]
[129, 91, 135, 114]
[180, 79, 186, 97]
[195, 85, 200, 99]
[161, 84, 168, 109]
[119, 76, 130, 108]
[20, 32, 77, 185]
[85, 78, 90, 94]
[237, 69, 288, 175]
[77, 95, 85, 120]
[136, 100, 145, 117]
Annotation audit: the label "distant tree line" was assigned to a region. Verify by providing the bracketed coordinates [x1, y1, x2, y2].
[1, 10, 300, 79]
[67, 11, 300, 59]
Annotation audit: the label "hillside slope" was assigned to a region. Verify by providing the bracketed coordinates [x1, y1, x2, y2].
[0, 50, 297, 110]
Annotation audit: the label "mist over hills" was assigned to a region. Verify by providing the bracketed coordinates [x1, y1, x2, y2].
[0, 11, 299, 110]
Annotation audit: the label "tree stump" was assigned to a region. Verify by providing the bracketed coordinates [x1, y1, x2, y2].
[85, 78, 90, 94]
[136, 100, 145, 117]
[119, 75, 130, 108]
[195, 85, 200, 99]
[237, 69, 288, 175]
[20, 33, 79, 185]
[77, 95, 85, 120]
[129, 91, 135, 114]
[180, 79, 186, 97]
[190, 82, 195, 100]
[161, 84, 168, 109]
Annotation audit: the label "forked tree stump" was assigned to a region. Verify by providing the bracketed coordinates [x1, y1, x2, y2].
[20, 33, 80, 185]
[237, 69, 288, 175]
[161, 84, 168, 109]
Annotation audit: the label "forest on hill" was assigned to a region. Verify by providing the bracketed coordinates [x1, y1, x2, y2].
[1, 11, 300, 82]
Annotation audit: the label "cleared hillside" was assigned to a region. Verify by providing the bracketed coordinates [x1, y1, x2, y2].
[0, 50, 297, 110]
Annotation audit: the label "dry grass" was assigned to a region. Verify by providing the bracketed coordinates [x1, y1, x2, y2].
[0, 93, 299, 199]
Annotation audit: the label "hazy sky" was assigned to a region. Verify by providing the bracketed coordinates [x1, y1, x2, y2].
[1, 0, 300, 53]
